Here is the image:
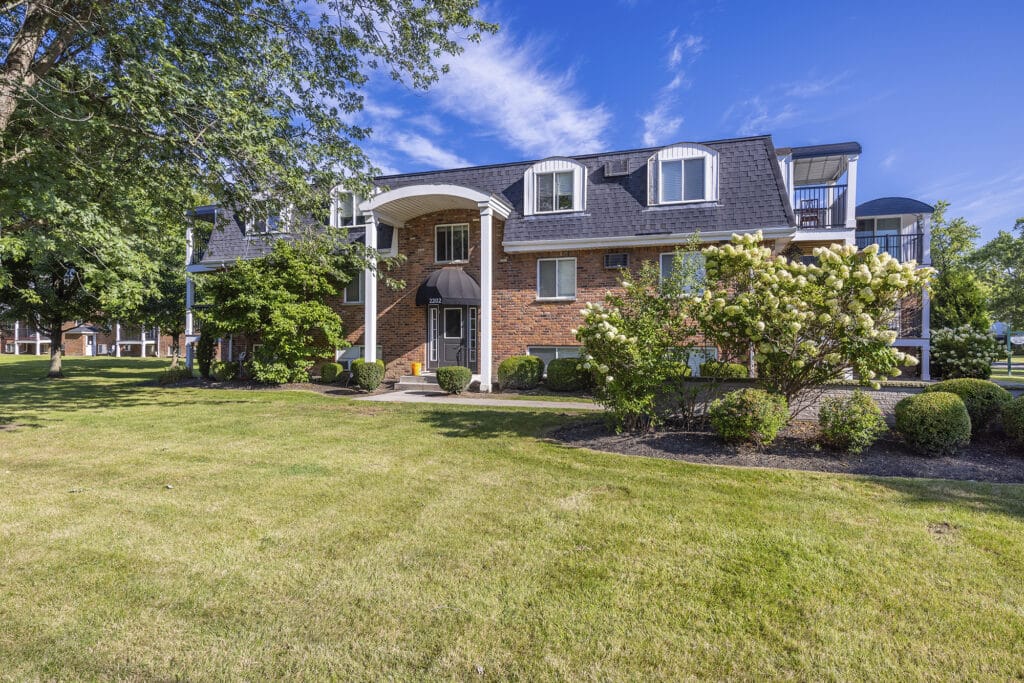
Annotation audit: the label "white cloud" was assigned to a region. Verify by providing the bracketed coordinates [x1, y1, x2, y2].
[642, 103, 683, 146]
[783, 73, 849, 99]
[429, 32, 611, 157]
[640, 30, 703, 147]
[726, 97, 798, 136]
[389, 131, 470, 169]
[881, 152, 898, 170]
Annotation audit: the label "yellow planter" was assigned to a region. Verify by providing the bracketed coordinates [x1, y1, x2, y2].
[411, 362, 422, 376]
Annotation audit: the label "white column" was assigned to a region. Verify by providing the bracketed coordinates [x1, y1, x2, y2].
[845, 154, 859, 228]
[34, 329, 41, 355]
[115, 323, 121, 357]
[13, 321, 18, 355]
[478, 202, 494, 392]
[363, 214, 378, 363]
[921, 286, 931, 381]
[185, 222, 195, 370]
[155, 326, 161, 357]
[140, 327, 147, 357]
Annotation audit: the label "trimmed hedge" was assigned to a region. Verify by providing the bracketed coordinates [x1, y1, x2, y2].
[545, 357, 590, 392]
[196, 333, 215, 379]
[157, 366, 193, 386]
[320, 362, 344, 384]
[352, 358, 385, 392]
[1003, 397, 1024, 444]
[700, 360, 749, 379]
[211, 360, 237, 381]
[708, 388, 789, 447]
[437, 366, 473, 394]
[498, 355, 544, 390]
[818, 390, 887, 453]
[894, 392, 971, 456]
[923, 378, 1012, 436]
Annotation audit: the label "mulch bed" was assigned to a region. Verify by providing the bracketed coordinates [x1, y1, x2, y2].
[552, 419, 1024, 484]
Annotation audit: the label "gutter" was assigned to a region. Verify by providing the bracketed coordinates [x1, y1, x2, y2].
[501, 225, 796, 253]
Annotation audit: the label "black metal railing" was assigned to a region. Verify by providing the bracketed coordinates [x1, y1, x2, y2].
[855, 232, 924, 263]
[793, 184, 847, 228]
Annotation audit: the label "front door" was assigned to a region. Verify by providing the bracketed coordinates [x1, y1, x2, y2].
[427, 305, 477, 371]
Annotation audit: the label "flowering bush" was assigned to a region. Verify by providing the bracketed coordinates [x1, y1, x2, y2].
[575, 257, 701, 431]
[930, 326, 1004, 379]
[695, 231, 933, 411]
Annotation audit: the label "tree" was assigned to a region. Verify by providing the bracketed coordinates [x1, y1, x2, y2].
[931, 267, 991, 330]
[695, 232, 932, 413]
[972, 219, 1024, 331]
[1, 1, 495, 216]
[930, 200, 980, 272]
[197, 232, 380, 383]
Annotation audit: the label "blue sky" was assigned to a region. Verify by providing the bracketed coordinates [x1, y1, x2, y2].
[358, 0, 1023, 242]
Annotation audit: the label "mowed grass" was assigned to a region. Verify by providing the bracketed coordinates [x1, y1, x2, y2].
[2, 357, 1024, 680]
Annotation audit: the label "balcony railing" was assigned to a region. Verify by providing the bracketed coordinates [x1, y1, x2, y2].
[855, 233, 924, 263]
[794, 184, 847, 228]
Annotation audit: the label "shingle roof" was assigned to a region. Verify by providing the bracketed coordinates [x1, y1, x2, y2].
[857, 197, 935, 217]
[196, 135, 795, 265]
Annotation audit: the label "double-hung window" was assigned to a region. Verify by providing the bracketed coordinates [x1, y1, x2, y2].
[660, 158, 707, 203]
[435, 223, 469, 263]
[537, 257, 576, 300]
[343, 272, 363, 304]
[660, 251, 706, 294]
[536, 171, 575, 213]
[337, 193, 366, 227]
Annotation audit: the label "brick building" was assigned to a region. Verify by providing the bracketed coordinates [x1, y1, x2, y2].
[0, 320, 182, 358]
[186, 134, 934, 389]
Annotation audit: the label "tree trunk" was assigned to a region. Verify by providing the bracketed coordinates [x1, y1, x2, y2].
[0, 3, 49, 134]
[47, 323, 63, 378]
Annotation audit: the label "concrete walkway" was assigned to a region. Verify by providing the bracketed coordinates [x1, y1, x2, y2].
[354, 389, 602, 411]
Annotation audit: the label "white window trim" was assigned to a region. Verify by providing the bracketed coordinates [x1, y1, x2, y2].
[659, 251, 707, 294]
[342, 272, 364, 305]
[536, 257, 577, 301]
[534, 170, 576, 215]
[435, 223, 470, 264]
[523, 158, 587, 216]
[648, 143, 719, 206]
[657, 158, 708, 205]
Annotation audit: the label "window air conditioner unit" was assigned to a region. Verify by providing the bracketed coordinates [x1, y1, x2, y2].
[603, 159, 630, 177]
[604, 253, 629, 269]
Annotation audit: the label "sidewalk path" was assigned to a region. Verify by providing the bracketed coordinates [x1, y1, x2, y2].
[355, 390, 602, 411]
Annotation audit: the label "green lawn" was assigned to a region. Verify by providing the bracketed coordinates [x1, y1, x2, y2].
[2, 356, 1024, 679]
[991, 354, 1024, 386]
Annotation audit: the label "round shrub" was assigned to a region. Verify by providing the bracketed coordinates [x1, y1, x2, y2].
[352, 358, 385, 392]
[700, 360, 749, 379]
[818, 390, 887, 453]
[498, 355, 544, 390]
[923, 378, 1012, 436]
[320, 362, 344, 384]
[1002, 397, 1024, 444]
[210, 360, 237, 381]
[708, 388, 789, 447]
[437, 366, 473, 394]
[545, 357, 590, 392]
[894, 392, 971, 456]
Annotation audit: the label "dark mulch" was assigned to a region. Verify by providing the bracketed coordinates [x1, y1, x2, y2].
[553, 419, 1024, 484]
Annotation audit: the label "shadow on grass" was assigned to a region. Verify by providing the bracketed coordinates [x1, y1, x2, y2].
[0, 357, 247, 429]
[869, 476, 1024, 522]
[416, 406, 576, 440]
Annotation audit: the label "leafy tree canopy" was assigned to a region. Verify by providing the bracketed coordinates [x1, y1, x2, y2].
[972, 218, 1024, 331]
[930, 200, 980, 272]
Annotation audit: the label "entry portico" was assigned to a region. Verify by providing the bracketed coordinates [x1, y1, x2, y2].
[358, 184, 512, 391]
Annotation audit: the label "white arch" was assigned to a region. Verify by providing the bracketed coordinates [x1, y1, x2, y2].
[359, 183, 511, 220]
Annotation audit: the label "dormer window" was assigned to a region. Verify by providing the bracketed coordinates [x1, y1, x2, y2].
[523, 158, 587, 215]
[648, 143, 719, 206]
[335, 192, 366, 227]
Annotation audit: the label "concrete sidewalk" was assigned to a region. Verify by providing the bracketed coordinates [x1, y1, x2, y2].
[354, 389, 602, 411]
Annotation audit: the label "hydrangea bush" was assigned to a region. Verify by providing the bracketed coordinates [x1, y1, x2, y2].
[695, 231, 934, 410]
[930, 326, 1004, 379]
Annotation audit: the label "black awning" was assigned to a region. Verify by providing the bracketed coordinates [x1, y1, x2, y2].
[415, 267, 481, 306]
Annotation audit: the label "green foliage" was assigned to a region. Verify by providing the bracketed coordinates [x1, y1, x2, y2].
[498, 355, 544, 390]
[931, 267, 991, 331]
[211, 361, 238, 382]
[198, 236, 359, 384]
[708, 389, 789, 447]
[894, 392, 971, 456]
[700, 360, 749, 379]
[196, 334, 216, 379]
[352, 358, 385, 392]
[923, 379, 1012, 435]
[156, 366, 194, 386]
[930, 326, 1004, 379]
[972, 218, 1024, 331]
[696, 232, 932, 405]
[576, 244, 703, 431]
[437, 366, 473, 394]
[930, 201, 980, 273]
[1002, 397, 1024, 444]
[320, 363, 345, 384]
[545, 358, 590, 392]
[818, 391, 887, 453]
